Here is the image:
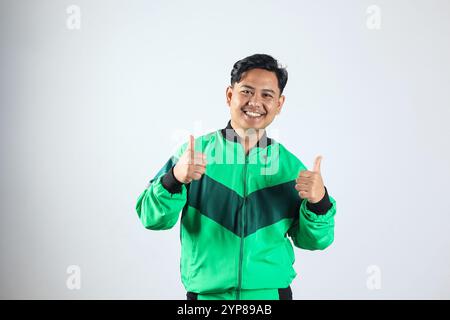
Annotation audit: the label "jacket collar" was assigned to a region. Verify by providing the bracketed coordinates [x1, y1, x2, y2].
[220, 120, 272, 149]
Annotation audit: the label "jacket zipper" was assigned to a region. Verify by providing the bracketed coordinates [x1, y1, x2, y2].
[237, 153, 248, 300]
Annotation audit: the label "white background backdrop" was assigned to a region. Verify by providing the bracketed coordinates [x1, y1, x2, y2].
[1, 0, 449, 299]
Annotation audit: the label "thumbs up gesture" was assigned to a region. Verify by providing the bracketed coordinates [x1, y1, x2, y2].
[173, 135, 207, 184]
[295, 155, 326, 203]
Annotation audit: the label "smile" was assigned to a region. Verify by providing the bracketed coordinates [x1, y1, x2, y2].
[243, 110, 266, 118]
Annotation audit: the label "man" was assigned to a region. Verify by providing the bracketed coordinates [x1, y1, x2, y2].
[136, 54, 337, 300]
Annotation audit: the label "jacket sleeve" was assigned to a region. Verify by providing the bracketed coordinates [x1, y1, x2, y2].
[135, 143, 188, 230]
[288, 186, 337, 251]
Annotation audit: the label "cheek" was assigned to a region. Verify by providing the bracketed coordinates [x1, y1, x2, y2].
[266, 104, 279, 114]
[231, 96, 247, 108]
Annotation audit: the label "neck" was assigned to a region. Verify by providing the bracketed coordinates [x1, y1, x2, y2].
[230, 120, 265, 153]
[230, 120, 265, 139]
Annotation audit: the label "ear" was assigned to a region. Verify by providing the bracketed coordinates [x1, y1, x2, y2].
[276, 95, 285, 114]
[226, 86, 233, 107]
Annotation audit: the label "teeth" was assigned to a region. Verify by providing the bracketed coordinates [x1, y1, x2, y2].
[244, 111, 264, 118]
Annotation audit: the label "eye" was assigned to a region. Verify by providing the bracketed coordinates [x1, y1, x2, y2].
[241, 90, 251, 95]
[263, 93, 273, 98]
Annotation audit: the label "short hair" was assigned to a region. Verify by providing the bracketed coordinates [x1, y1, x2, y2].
[230, 54, 288, 95]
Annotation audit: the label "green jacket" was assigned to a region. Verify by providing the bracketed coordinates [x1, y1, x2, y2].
[136, 121, 337, 299]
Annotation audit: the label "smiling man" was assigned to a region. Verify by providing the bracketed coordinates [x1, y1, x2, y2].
[226, 66, 284, 155]
[136, 54, 337, 300]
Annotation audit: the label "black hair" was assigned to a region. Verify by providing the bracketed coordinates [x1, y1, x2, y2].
[230, 54, 288, 95]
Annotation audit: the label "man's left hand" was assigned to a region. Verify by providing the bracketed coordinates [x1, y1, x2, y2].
[295, 155, 326, 203]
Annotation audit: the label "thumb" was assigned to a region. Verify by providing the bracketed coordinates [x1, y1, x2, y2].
[188, 135, 195, 151]
[188, 135, 195, 163]
[313, 155, 322, 173]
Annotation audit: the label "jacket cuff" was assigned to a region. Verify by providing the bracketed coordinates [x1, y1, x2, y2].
[306, 186, 332, 215]
[161, 166, 184, 194]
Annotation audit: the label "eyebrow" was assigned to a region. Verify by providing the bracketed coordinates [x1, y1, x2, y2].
[240, 85, 276, 94]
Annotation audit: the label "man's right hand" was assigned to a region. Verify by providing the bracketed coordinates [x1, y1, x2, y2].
[173, 135, 207, 184]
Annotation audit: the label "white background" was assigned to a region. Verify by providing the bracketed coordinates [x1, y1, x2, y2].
[1, 0, 449, 299]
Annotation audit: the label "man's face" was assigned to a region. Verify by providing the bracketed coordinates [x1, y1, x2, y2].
[226, 68, 285, 131]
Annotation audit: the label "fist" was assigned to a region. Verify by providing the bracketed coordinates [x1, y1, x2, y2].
[295, 155, 325, 203]
[173, 135, 207, 184]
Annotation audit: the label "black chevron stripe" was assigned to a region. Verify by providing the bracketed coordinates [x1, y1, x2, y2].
[187, 175, 301, 237]
[246, 181, 301, 236]
[187, 174, 243, 235]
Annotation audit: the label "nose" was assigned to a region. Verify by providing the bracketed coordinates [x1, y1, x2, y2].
[248, 94, 262, 108]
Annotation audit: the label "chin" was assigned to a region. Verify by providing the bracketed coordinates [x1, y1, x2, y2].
[240, 121, 270, 132]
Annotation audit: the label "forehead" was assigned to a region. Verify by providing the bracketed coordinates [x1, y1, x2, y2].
[237, 68, 279, 91]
